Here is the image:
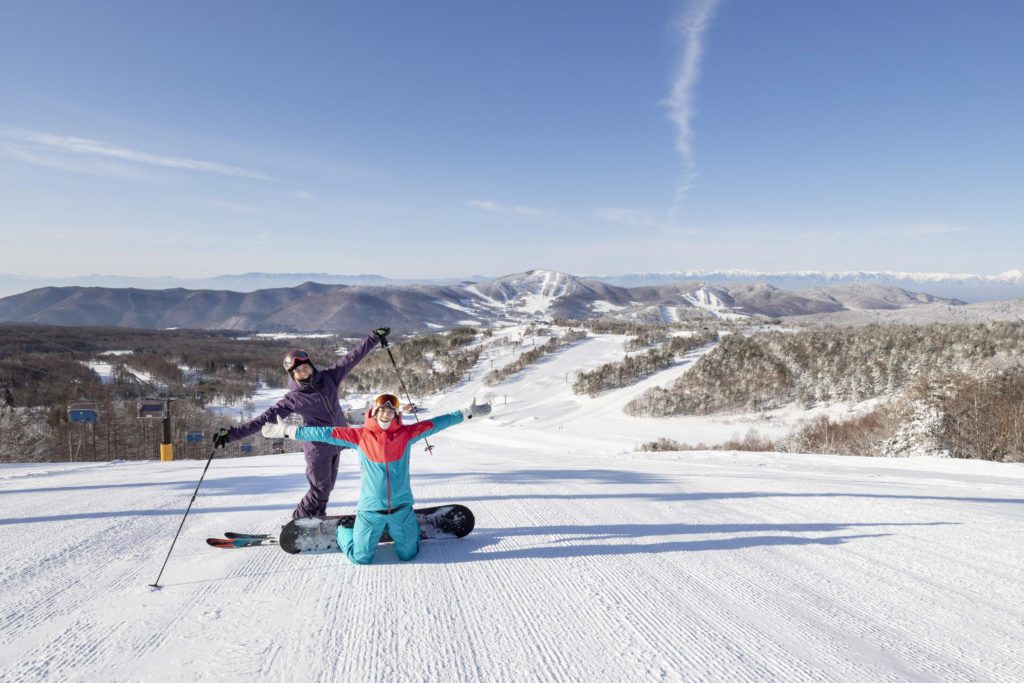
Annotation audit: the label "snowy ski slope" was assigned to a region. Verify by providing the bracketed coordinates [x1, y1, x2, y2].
[2, 329, 1023, 682]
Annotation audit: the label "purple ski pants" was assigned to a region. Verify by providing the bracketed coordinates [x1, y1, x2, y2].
[292, 442, 343, 519]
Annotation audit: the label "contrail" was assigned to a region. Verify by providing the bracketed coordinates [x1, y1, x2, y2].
[665, 0, 720, 214]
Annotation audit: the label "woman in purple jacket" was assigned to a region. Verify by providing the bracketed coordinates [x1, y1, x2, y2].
[213, 328, 389, 518]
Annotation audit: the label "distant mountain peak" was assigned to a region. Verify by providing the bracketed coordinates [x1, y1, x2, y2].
[589, 264, 1024, 280]
[0, 268, 993, 332]
[495, 270, 582, 296]
[589, 269, 1024, 303]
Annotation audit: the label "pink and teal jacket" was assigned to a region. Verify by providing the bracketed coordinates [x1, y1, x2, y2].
[294, 409, 464, 512]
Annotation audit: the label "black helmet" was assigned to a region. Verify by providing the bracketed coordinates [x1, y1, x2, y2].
[283, 349, 312, 373]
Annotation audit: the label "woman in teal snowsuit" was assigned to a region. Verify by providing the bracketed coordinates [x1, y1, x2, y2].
[264, 393, 491, 564]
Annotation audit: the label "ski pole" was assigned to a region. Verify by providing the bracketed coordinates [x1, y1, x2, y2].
[381, 341, 435, 453]
[149, 446, 217, 588]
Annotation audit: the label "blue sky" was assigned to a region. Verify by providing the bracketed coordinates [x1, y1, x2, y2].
[1, 0, 1021, 279]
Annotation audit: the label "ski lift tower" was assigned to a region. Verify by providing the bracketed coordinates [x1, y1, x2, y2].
[138, 398, 173, 461]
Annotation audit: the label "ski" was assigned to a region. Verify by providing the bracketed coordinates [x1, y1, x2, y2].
[224, 531, 276, 541]
[206, 536, 279, 549]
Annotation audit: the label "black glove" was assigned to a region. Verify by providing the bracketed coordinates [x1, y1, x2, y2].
[373, 327, 391, 347]
[213, 427, 231, 449]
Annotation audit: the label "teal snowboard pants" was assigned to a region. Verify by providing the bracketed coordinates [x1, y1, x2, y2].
[336, 505, 420, 565]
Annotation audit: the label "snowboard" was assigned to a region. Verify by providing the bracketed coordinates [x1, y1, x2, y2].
[279, 503, 475, 554]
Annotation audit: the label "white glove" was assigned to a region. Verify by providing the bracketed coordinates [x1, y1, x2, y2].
[261, 416, 298, 439]
[461, 398, 492, 420]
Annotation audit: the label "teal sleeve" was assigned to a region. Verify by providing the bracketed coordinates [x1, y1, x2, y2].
[410, 410, 464, 443]
[294, 426, 359, 449]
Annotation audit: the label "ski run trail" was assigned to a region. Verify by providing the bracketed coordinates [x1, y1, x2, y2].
[2, 327, 1023, 682]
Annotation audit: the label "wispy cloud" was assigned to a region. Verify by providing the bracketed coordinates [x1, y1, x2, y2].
[2, 141, 150, 180]
[1, 129, 276, 181]
[665, 0, 720, 213]
[595, 207, 703, 236]
[468, 199, 547, 218]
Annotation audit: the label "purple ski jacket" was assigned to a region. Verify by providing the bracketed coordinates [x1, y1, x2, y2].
[227, 332, 381, 443]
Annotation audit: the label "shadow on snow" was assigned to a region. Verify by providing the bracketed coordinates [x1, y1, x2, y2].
[374, 520, 950, 565]
[161, 520, 952, 583]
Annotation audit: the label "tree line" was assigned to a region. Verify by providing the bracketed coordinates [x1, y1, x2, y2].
[483, 330, 587, 386]
[573, 331, 718, 397]
[627, 323, 1024, 417]
[630, 322, 1024, 462]
[0, 324, 483, 463]
[343, 327, 482, 397]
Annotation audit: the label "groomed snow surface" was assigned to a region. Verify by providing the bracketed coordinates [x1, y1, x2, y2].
[3, 328, 1024, 682]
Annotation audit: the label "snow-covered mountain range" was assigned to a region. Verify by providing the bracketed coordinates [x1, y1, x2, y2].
[2, 268, 1022, 301]
[0, 269, 965, 333]
[592, 269, 1024, 303]
[0, 272, 476, 299]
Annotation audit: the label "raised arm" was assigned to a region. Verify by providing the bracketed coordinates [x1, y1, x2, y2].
[261, 420, 362, 450]
[407, 411, 464, 444]
[225, 400, 295, 442]
[408, 399, 492, 444]
[323, 330, 386, 384]
[295, 425, 361, 449]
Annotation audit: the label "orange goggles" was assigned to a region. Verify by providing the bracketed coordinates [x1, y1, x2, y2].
[373, 394, 400, 414]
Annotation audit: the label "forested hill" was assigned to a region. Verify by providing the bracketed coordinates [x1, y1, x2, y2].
[0, 270, 963, 333]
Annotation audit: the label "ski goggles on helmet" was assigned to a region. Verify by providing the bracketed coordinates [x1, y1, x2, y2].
[283, 349, 311, 373]
[373, 393, 401, 414]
